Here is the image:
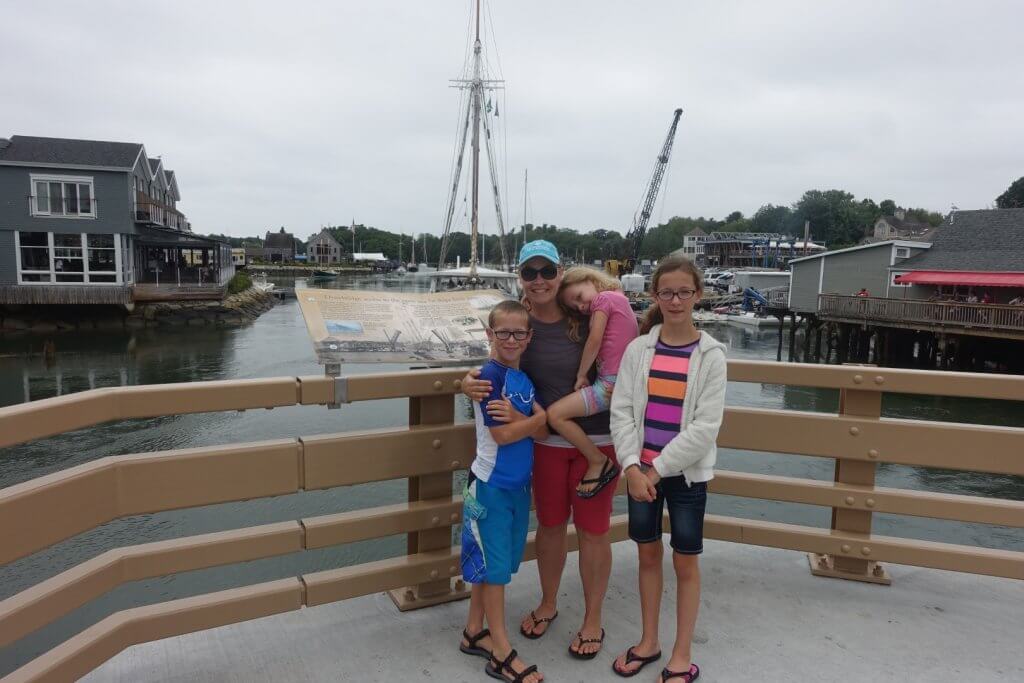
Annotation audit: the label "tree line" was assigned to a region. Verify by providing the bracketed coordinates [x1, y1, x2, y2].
[204, 176, 1024, 264]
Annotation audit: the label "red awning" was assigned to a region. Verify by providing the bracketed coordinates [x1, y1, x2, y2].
[894, 271, 1024, 287]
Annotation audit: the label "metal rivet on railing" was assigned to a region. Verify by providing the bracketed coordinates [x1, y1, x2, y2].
[861, 546, 872, 556]
[451, 460, 461, 469]
[433, 381, 443, 391]
[845, 496, 855, 506]
[431, 516, 440, 526]
[429, 569, 439, 579]
[868, 449, 879, 459]
[450, 513, 460, 522]
[853, 374, 863, 384]
[453, 379, 463, 391]
[849, 427, 860, 436]
[865, 498, 876, 508]
[432, 439, 442, 449]
[841, 544, 852, 553]
[874, 375, 885, 385]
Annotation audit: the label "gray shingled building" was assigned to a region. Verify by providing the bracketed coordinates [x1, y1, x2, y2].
[0, 135, 232, 304]
[893, 208, 1024, 302]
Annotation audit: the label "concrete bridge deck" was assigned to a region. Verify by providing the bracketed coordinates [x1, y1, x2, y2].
[82, 540, 1023, 682]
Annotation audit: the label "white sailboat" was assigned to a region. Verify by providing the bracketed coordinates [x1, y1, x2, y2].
[431, 0, 518, 297]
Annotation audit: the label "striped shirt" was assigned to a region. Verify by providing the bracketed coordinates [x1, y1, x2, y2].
[641, 338, 699, 466]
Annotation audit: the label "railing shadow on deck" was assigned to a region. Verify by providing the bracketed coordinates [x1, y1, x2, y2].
[1, 363, 1023, 682]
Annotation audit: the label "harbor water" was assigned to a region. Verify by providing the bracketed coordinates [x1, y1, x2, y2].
[1, 274, 1022, 676]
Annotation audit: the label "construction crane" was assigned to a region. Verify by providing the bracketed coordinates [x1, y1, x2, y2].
[606, 107, 684, 278]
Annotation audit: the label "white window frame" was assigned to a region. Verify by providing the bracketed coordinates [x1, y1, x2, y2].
[890, 271, 911, 288]
[14, 231, 125, 285]
[894, 247, 910, 259]
[29, 174, 97, 219]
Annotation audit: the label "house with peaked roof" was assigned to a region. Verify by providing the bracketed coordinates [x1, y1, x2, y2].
[307, 228, 342, 265]
[872, 210, 931, 241]
[892, 208, 1024, 302]
[263, 228, 296, 263]
[0, 135, 232, 305]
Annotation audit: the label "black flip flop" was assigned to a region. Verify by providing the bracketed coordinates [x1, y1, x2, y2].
[612, 646, 662, 677]
[660, 663, 700, 682]
[577, 458, 620, 499]
[568, 628, 605, 660]
[459, 627, 492, 659]
[520, 610, 558, 640]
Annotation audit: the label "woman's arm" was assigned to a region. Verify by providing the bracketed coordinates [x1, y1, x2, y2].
[652, 350, 727, 478]
[461, 367, 491, 402]
[489, 408, 547, 445]
[575, 310, 608, 390]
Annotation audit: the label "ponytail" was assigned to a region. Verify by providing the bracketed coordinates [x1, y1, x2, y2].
[639, 306, 663, 335]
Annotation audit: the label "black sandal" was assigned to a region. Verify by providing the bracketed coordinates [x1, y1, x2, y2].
[459, 627, 491, 659]
[519, 609, 558, 639]
[577, 458, 620, 499]
[660, 663, 700, 682]
[612, 646, 662, 677]
[485, 648, 540, 682]
[568, 628, 605, 660]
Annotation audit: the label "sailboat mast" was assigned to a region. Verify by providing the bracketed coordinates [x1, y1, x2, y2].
[468, 0, 482, 276]
[523, 168, 528, 249]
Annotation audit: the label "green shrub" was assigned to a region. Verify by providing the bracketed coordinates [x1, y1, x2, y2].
[227, 272, 252, 295]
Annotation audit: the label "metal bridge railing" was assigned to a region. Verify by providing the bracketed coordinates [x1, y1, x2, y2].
[1, 363, 1022, 682]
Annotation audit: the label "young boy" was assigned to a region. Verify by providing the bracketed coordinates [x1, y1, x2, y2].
[459, 300, 547, 683]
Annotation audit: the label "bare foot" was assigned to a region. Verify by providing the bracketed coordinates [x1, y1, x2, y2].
[576, 458, 607, 496]
[520, 606, 557, 638]
[489, 649, 543, 683]
[612, 643, 662, 676]
[568, 627, 605, 658]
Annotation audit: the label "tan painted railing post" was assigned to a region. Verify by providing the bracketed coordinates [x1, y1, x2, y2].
[388, 376, 470, 610]
[808, 371, 891, 585]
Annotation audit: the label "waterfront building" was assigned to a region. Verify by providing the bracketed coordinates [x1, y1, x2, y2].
[788, 240, 932, 314]
[892, 208, 1024, 302]
[703, 232, 824, 269]
[307, 228, 343, 265]
[263, 227, 296, 263]
[0, 135, 232, 305]
[678, 226, 708, 264]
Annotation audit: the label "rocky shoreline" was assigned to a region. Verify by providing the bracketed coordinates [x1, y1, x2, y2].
[0, 288, 276, 334]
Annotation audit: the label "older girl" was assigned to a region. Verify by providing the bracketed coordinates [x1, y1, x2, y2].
[609, 255, 727, 682]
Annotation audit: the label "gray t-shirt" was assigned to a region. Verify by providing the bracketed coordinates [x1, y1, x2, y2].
[520, 315, 611, 436]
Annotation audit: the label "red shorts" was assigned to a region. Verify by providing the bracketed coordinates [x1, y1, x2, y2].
[532, 442, 619, 535]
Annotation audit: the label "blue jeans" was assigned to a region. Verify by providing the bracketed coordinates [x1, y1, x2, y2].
[628, 469, 707, 554]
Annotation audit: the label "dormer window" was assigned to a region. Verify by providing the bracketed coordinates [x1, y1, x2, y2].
[31, 174, 95, 218]
[895, 247, 910, 259]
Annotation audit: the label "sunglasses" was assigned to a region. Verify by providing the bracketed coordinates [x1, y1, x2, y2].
[492, 329, 530, 341]
[655, 288, 697, 302]
[519, 265, 558, 281]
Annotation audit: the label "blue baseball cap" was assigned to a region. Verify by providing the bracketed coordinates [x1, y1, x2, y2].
[517, 239, 560, 267]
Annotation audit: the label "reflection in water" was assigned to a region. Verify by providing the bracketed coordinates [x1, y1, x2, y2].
[0, 274, 1022, 675]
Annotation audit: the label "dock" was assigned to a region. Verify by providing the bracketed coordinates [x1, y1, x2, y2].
[2, 364, 1021, 682]
[79, 540, 1022, 682]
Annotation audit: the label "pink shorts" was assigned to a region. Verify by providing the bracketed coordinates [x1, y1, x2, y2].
[532, 442, 619, 535]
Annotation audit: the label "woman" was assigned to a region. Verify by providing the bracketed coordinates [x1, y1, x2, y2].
[462, 240, 620, 661]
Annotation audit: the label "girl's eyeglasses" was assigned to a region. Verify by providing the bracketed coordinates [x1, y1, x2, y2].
[492, 329, 530, 341]
[655, 288, 697, 302]
[519, 265, 558, 281]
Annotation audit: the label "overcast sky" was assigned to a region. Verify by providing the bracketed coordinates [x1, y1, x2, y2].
[2, 0, 1022, 239]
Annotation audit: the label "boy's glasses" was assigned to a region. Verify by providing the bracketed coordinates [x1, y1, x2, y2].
[519, 265, 558, 281]
[655, 288, 697, 302]
[492, 329, 530, 341]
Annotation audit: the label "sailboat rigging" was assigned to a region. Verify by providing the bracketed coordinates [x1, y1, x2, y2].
[436, 0, 512, 289]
